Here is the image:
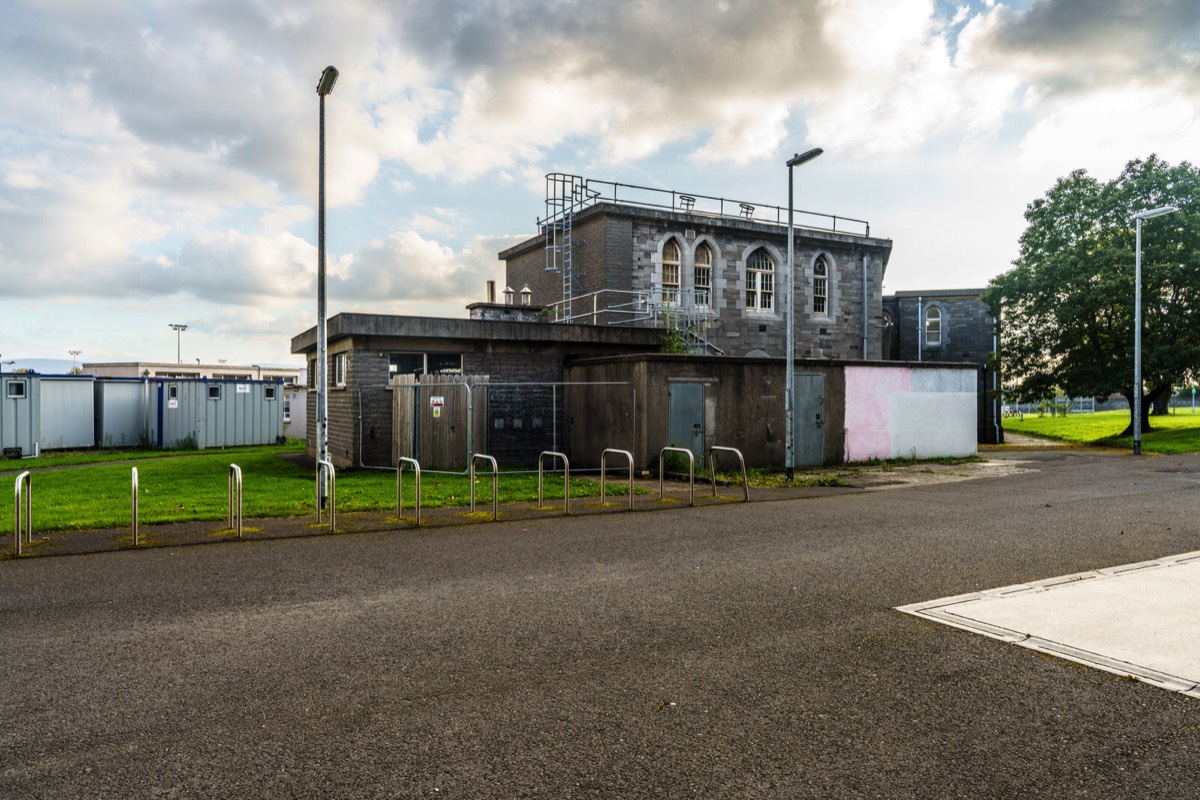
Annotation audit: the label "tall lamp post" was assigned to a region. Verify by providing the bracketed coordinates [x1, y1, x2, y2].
[169, 323, 188, 364]
[316, 66, 338, 485]
[1132, 205, 1178, 455]
[69, 350, 81, 371]
[785, 147, 823, 481]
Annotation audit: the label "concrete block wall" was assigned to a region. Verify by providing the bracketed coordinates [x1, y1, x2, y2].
[308, 342, 394, 468]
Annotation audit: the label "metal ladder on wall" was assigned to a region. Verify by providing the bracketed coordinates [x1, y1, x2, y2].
[544, 174, 597, 321]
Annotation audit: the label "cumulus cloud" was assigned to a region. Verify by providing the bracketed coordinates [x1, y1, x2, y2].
[5, 0, 1200, 365]
[976, 0, 1200, 95]
[332, 231, 523, 308]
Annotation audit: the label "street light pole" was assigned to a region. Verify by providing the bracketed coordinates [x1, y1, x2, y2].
[785, 147, 823, 481]
[69, 350, 80, 371]
[169, 323, 188, 364]
[316, 66, 338, 481]
[1132, 205, 1178, 455]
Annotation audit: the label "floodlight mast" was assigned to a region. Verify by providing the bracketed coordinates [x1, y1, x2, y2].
[169, 323, 188, 364]
[785, 147, 823, 481]
[1131, 205, 1178, 455]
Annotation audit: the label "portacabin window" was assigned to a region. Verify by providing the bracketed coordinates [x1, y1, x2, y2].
[208, 384, 222, 400]
[265, 385, 277, 401]
[746, 248, 774, 312]
[6, 380, 27, 399]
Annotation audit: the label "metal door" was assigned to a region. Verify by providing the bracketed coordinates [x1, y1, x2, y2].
[793, 373, 824, 466]
[668, 382, 705, 459]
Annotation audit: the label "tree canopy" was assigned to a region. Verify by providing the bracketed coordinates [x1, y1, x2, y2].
[984, 156, 1200, 432]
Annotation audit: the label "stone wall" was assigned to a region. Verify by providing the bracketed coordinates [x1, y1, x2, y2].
[502, 202, 890, 360]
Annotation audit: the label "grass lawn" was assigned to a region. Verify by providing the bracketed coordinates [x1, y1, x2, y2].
[0, 442, 639, 535]
[1004, 407, 1200, 453]
[0, 443, 992, 535]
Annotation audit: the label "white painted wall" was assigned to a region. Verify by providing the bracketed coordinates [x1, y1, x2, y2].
[844, 366, 977, 462]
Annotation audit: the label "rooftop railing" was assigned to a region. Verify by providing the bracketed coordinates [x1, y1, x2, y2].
[539, 175, 871, 238]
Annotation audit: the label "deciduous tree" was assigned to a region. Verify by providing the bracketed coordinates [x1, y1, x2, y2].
[985, 156, 1200, 435]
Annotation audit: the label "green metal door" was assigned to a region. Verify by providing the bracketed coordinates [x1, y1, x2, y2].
[668, 382, 705, 459]
[793, 373, 824, 466]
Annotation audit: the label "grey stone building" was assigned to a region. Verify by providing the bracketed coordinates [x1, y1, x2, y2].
[290, 176, 995, 469]
[882, 289, 1002, 443]
[500, 174, 893, 360]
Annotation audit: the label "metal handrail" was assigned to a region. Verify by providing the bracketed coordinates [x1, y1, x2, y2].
[658, 447, 696, 506]
[537, 451, 571, 515]
[470, 454, 499, 520]
[540, 175, 871, 237]
[600, 448, 635, 510]
[316, 459, 336, 531]
[228, 464, 243, 538]
[708, 447, 750, 502]
[13, 470, 31, 556]
[397, 456, 422, 525]
[131, 467, 139, 545]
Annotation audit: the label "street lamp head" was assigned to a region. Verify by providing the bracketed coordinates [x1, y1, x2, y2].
[317, 66, 339, 96]
[787, 147, 824, 168]
[1133, 205, 1178, 221]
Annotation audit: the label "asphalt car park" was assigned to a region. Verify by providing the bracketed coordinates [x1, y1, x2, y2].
[3, 447, 1198, 798]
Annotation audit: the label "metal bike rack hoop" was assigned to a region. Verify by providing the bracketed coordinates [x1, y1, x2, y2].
[658, 447, 696, 506]
[228, 464, 243, 538]
[708, 446, 750, 502]
[131, 467, 139, 546]
[537, 451, 571, 515]
[600, 448, 635, 510]
[469, 454, 499, 521]
[13, 471, 31, 556]
[316, 459, 336, 531]
[397, 456, 422, 525]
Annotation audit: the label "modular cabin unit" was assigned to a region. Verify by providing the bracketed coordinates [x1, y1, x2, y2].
[148, 379, 283, 449]
[95, 379, 150, 448]
[0, 374, 40, 458]
[40, 376, 96, 450]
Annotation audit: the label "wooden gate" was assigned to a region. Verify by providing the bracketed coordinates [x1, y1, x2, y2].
[392, 375, 488, 469]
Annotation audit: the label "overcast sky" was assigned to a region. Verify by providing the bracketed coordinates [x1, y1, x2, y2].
[2, 0, 1198, 369]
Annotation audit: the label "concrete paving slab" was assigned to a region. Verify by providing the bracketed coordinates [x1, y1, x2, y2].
[897, 550, 1200, 698]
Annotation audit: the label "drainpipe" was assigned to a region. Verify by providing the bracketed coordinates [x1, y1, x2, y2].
[916, 296, 923, 363]
[993, 314, 1002, 445]
[862, 254, 869, 359]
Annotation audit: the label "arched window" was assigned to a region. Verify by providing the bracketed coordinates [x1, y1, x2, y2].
[662, 239, 681, 305]
[746, 249, 774, 311]
[925, 305, 942, 347]
[813, 255, 829, 315]
[694, 243, 713, 307]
